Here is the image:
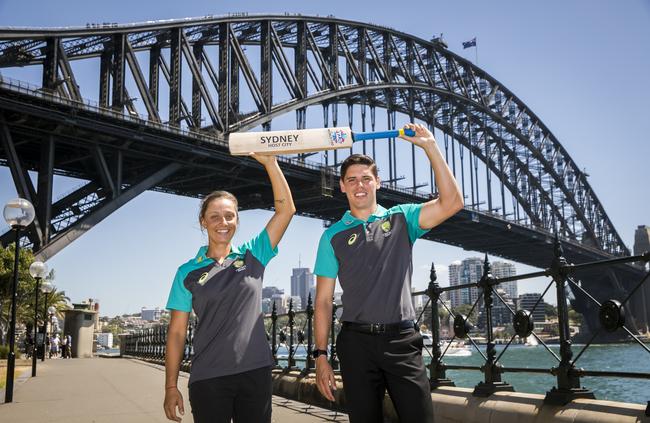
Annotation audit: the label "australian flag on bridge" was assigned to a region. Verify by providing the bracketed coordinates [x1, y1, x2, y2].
[462, 37, 477, 49]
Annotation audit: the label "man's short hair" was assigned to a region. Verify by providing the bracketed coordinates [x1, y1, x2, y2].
[340, 154, 379, 180]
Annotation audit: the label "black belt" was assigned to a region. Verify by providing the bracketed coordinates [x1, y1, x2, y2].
[342, 320, 416, 335]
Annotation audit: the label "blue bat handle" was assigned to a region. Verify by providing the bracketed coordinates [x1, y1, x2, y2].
[352, 128, 416, 142]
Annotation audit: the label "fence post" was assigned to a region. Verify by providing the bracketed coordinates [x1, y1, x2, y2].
[182, 318, 193, 371]
[545, 237, 594, 404]
[428, 263, 455, 388]
[303, 293, 314, 375]
[271, 301, 279, 368]
[160, 325, 166, 361]
[288, 298, 297, 370]
[329, 300, 339, 370]
[474, 255, 513, 396]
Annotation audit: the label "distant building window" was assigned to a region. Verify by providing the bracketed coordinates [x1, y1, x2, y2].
[84, 313, 93, 321]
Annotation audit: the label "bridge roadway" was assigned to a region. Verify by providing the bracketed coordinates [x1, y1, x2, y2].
[0, 357, 349, 423]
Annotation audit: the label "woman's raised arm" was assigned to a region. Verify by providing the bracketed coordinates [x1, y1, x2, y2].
[251, 154, 296, 249]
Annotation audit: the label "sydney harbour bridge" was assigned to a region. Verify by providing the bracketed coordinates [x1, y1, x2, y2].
[0, 14, 647, 335]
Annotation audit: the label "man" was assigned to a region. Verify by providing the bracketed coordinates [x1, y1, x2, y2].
[313, 123, 463, 422]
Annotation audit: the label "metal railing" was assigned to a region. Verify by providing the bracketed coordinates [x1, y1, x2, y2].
[123, 239, 649, 407]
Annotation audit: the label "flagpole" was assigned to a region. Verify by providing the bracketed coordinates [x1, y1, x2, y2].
[475, 37, 478, 65]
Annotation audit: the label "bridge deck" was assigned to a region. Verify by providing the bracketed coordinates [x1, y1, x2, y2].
[0, 357, 348, 422]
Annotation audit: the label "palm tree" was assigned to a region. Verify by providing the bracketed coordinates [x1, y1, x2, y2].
[32, 270, 71, 332]
[0, 246, 71, 343]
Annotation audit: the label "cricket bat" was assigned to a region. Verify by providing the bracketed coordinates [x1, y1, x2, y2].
[228, 127, 416, 155]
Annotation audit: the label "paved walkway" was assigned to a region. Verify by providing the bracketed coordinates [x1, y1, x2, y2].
[0, 357, 348, 422]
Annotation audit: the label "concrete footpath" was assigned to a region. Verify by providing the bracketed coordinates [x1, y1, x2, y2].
[0, 357, 349, 422]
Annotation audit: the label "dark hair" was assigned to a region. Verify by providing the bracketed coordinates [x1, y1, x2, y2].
[199, 191, 239, 226]
[340, 154, 378, 180]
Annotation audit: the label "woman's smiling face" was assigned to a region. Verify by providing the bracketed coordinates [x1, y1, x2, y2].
[201, 197, 239, 244]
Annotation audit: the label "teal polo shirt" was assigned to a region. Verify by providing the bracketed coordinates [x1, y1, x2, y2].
[166, 229, 277, 385]
[314, 204, 428, 324]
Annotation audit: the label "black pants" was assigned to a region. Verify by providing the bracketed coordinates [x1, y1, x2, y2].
[336, 327, 434, 423]
[188, 366, 272, 423]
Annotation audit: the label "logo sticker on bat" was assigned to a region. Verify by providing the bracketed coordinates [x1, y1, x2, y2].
[329, 129, 348, 145]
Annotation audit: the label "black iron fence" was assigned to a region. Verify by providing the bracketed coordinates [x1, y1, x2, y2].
[122, 239, 650, 408]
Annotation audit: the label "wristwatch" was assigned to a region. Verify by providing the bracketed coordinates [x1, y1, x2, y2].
[311, 349, 328, 359]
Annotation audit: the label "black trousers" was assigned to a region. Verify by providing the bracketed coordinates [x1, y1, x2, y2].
[188, 366, 272, 423]
[336, 327, 434, 423]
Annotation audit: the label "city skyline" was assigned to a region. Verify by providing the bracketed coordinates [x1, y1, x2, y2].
[0, 1, 648, 316]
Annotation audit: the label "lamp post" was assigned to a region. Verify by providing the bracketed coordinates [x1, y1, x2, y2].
[28, 261, 48, 377]
[40, 280, 54, 362]
[3, 198, 35, 403]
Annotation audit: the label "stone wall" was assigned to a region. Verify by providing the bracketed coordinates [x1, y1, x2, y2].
[272, 369, 649, 422]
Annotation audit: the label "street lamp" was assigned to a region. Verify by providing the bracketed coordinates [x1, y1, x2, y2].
[28, 261, 48, 377]
[40, 280, 54, 362]
[3, 198, 35, 403]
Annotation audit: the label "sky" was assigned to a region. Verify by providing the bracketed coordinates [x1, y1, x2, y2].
[0, 0, 649, 317]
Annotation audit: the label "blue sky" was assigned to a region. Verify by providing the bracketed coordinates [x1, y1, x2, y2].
[1, 1, 649, 316]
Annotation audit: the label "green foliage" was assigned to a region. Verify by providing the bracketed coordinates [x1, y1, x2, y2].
[0, 245, 70, 344]
[568, 307, 584, 325]
[453, 303, 479, 321]
[0, 345, 22, 359]
[545, 303, 558, 319]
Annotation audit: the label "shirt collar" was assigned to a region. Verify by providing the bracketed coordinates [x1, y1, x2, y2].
[341, 204, 388, 225]
[193, 244, 243, 264]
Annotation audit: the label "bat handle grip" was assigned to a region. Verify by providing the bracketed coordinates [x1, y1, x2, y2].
[353, 128, 416, 141]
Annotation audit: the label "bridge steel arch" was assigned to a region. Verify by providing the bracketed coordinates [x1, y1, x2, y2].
[0, 15, 646, 335]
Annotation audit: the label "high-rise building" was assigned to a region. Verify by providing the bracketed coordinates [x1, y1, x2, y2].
[633, 225, 650, 333]
[141, 307, 161, 321]
[634, 225, 650, 270]
[449, 258, 482, 308]
[491, 261, 518, 301]
[271, 294, 286, 314]
[519, 293, 546, 323]
[290, 267, 314, 311]
[262, 286, 284, 300]
[478, 287, 516, 328]
[261, 298, 273, 314]
[290, 296, 302, 311]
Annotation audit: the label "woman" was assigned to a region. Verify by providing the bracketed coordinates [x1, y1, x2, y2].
[163, 154, 295, 423]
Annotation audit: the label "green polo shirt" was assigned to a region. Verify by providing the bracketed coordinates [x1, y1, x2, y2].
[314, 204, 428, 324]
[166, 229, 277, 385]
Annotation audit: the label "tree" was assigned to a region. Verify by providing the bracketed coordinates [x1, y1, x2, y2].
[0, 245, 70, 344]
[545, 303, 558, 320]
[0, 244, 36, 345]
[453, 303, 479, 322]
[567, 307, 584, 326]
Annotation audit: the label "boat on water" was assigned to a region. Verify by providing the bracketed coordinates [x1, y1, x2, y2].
[420, 332, 472, 357]
[524, 335, 539, 346]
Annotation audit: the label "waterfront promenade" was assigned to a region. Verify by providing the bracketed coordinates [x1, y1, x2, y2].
[0, 358, 349, 422]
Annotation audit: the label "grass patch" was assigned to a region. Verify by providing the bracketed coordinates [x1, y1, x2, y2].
[0, 366, 31, 389]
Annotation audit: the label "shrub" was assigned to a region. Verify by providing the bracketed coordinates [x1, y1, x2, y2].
[0, 345, 22, 360]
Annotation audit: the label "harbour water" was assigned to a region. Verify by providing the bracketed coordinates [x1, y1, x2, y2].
[432, 343, 650, 405]
[277, 343, 649, 405]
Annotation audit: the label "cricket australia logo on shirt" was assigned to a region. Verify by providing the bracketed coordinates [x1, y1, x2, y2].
[198, 272, 210, 286]
[233, 259, 247, 272]
[380, 220, 392, 237]
[347, 233, 358, 245]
